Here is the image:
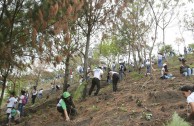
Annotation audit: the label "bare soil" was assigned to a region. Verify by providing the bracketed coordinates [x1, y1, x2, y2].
[13, 65, 194, 126]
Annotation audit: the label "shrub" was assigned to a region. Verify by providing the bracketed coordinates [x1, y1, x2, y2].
[165, 112, 190, 126]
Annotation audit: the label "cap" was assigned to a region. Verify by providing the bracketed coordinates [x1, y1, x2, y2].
[63, 92, 71, 98]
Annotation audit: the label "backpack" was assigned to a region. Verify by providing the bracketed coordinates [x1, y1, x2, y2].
[22, 95, 27, 105]
[124, 65, 127, 71]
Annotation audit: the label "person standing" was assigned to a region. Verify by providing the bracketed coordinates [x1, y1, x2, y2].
[108, 69, 119, 92]
[18, 90, 26, 116]
[88, 66, 103, 96]
[31, 86, 37, 104]
[6, 92, 17, 125]
[158, 53, 163, 68]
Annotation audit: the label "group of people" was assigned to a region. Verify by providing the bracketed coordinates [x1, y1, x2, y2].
[6, 90, 28, 125]
[56, 63, 126, 121]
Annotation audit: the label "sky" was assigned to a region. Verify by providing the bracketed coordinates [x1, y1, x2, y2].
[154, 1, 194, 55]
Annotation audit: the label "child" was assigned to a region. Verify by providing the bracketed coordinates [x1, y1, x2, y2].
[8, 107, 20, 125]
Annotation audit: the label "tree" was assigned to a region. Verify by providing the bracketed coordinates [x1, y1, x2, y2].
[30, 0, 84, 91]
[77, 0, 128, 98]
[159, 45, 173, 55]
[0, 0, 34, 107]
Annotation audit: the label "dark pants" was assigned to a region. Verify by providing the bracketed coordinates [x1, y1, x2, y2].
[112, 73, 119, 92]
[88, 78, 100, 96]
[18, 103, 24, 116]
[32, 95, 36, 104]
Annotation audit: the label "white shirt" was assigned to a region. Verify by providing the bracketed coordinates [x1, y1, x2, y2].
[39, 90, 43, 94]
[19, 95, 25, 103]
[187, 92, 194, 103]
[32, 90, 37, 95]
[6, 97, 17, 113]
[161, 68, 165, 76]
[93, 68, 103, 80]
[109, 71, 118, 75]
[158, 54, 163, 60]
[57, 99, 62, 107]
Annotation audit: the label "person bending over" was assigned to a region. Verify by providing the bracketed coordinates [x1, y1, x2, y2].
[180, 85, 194, 120]
[57, 92, 77, 121]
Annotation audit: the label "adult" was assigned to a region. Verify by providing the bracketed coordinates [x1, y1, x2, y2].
[18, 90, 26, 116]
[160, 62, 173, 79]
[180, 85, 194, 120]
[158, 53, 163, 68]
[57, 92, 76, 121]
[145, 59, 155, 76]
[180, 59, 191, 77]
[31, 86, 37, 104]
[6, 92, 17, 125]
[108, 69, 119, 92]
[38, 88, 43, 99]
[88, 66, 103, 96]
[118, 63, 126, 81]
[112, 62, 116, 71]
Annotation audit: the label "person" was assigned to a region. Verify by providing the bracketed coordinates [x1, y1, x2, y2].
[56, 92, 77, 121]
[184, 46, 188, 55]
[18, 90, 26, 116]
[160, 62, 174, 79]
[88, 66, 103, 96]
[180, 59, 191, 77]
[112, 62, 116, 71]
[31, 86, 37, 104]
[178, 54, 185, 62]
[38, 88, 43, 99]
[158, 53, 163, 68]
[6, 92, 17, 125]
[118, 63, 126, 81]
[108, 69, 119, 92]
[180, 85, 194, 120]
[145, 59, 155, 76]
[8, 107, 20, 125]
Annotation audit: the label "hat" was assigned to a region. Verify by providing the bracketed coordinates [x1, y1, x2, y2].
[163, 63, 167, 66]
[63, 92, 70, 98]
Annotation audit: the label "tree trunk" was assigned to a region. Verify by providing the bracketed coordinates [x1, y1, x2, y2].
[128, 45, 131, 66]
[63, 54, 70, 92]
[0, 76, 7, 107]
[82, 32, 91, 99]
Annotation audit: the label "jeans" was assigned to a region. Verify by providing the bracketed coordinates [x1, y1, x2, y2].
[158, 59, 163, 68]
[18, 103, 24, 116]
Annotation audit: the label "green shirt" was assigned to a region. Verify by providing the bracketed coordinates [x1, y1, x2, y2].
[11, 109, 17, 117]
[60, 99, 67, 110]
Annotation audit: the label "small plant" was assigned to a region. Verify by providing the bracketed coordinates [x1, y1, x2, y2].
[165, 112, 190, 126]
[136, 99, 142, 107]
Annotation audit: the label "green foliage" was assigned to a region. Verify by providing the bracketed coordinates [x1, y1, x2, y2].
[130, 72, 144, 80]
[73, 82, 87, 101]
[188, 44, 194, 49]
[164, 112, 190, 126]
[159, 45, 173, 54]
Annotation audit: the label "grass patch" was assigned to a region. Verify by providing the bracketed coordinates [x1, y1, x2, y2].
[130, 72, 144, 80]
[164, 112, 190, 126]
[73, 82, 86, 101]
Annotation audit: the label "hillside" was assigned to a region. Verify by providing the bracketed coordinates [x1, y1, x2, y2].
[10, 55, 194, 126]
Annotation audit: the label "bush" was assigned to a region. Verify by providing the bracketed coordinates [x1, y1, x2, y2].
[165, 112, 190, 126]
[73, 82, 86, 101]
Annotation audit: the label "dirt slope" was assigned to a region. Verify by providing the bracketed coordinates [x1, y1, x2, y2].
[15, 59, 194, 126]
